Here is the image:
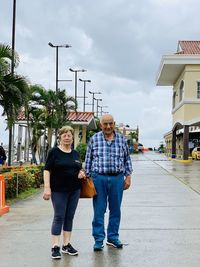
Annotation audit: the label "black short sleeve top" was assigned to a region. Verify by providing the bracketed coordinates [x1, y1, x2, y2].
[44, 147, 82, 192]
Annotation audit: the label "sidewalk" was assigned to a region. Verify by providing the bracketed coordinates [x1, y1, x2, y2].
[1, 152, 200, 267]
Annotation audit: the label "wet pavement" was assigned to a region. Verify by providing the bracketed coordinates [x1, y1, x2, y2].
[1, 152, 200, 267]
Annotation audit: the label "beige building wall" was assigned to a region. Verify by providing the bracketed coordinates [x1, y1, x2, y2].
[184, 65, 200, 98]
[173, 71, 184, 104]
[176, 136, 183, 158]
[82, 126, 87, 144]
[173, 106, 185, 125]
[164, 131, 184, 159]
[73, 125, 88, 148]
[164, 132, 172, 156]
[172, 65, 200, 126]
[73, 125, 80, 148]
[174, 65, 200, 98]
[184, 104, 200, 121]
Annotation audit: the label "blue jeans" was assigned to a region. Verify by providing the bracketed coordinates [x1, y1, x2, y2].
[51, 190, 80, 235]
[92, 173, 124, 242]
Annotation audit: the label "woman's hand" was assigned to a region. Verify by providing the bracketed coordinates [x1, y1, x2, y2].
[78, 169, 86, 179]
[43, 187, 51, 200]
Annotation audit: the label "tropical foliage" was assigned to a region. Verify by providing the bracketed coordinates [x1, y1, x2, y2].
[0, 43, 77, 165]
[128, 131, 138, 143]
[0, 43, 30, 164]
[86, 117, 101, 141]
[28, 85, 76, 163]
[76, 143, 87, 162]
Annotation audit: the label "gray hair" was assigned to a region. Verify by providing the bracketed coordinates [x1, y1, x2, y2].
[100, 114, 114, 124]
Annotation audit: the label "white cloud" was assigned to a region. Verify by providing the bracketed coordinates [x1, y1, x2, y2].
[0, 0, 199, 147]
[17, 23, 33, 39]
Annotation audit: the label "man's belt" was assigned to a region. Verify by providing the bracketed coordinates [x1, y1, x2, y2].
[99, 172, 123, 176]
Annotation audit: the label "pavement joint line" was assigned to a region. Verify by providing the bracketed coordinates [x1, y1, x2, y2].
[158, 167, 200, 196]
[142, 155, 200, 196]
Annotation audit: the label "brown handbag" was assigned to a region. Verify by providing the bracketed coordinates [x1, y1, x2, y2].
[80, 177, 97, 198]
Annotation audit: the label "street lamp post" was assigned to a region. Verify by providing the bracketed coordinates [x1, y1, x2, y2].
[99, 105, 108, 116]
[11, 0, 16, 75]
[48, 42, 71, 92]
[79, 78, 91, 112]
[69, 68, 87, 111]
[94, 98, 102, 117]
[8, 0, 17, 166]
[89, 91, 101, 113]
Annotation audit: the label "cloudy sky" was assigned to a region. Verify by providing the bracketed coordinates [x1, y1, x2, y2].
[1, 0, 200, 148]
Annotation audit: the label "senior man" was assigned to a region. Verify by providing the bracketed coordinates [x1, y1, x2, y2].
[84, 114, 133, 251]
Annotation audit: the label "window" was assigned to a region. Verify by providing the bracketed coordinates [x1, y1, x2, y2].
[179, 80, 184, 101]
[197, 82, 200, 99]
[173, 91, 176, 108]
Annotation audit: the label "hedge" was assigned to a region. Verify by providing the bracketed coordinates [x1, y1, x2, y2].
[3, 165, 44, 199]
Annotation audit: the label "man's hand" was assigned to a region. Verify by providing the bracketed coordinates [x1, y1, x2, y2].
[124, 175, 131, 190]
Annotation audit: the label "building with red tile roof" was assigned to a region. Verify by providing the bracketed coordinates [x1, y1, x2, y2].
[156, 40, 200, 160]
[176, 41, 200, 55]
[66, 112, 96, 148]
[14, 110, 96, 163]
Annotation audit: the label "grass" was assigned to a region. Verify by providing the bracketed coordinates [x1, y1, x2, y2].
[6, 187, 42, 205]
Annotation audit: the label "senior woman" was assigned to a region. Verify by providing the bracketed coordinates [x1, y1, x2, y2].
[43, 126, 85, 259]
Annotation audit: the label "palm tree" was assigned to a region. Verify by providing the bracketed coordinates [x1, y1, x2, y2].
[128, 131, 138, 142]
[0, 43, 19, 75]
[28, 107, 45, 164]
[30, 86, 58, 148]
[29, 86, 76, 159]
[0, 74, 29, 126]
[53, 89, 76, 143]
[0, 43, 29, 165]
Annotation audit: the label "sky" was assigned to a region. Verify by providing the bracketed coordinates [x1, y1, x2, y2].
[1, 0, 200, 148]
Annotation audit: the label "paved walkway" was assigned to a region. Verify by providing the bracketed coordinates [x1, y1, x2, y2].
[1, 152, 200, 267]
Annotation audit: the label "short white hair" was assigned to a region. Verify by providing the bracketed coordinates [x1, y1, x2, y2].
[100, 114, 114, 124]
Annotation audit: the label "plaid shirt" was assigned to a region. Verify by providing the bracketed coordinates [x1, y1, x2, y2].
[84, 131, 133, 176]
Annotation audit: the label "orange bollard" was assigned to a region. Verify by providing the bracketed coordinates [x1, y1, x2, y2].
[0, 175, 10, 216]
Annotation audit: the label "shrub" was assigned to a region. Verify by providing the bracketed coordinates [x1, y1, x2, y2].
[25, 165, 44, 188]
[4, 172, 33, 199]
[76, 143, 87, 162]
[4, 165, 43, 199]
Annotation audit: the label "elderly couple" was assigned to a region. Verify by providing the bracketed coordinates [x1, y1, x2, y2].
[43, 114, 133, 259]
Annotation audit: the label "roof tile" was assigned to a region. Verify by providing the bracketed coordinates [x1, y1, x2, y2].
[67, 112, 94, 122]
[17, 111, 94, 123]
[176, 41, 200, 54]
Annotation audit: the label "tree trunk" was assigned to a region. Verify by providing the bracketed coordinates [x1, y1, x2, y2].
[47, 127, 52, 149]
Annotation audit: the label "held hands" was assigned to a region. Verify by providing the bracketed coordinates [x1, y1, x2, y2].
[78, 169, 86, 179]
[43, 187, 51, 200]
[124, 175, 131, 190]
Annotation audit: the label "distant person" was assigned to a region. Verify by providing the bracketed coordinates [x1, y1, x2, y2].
[84, 114, 133, 251]
[0, 146, 7, 166]
[43, 126, 85, 259]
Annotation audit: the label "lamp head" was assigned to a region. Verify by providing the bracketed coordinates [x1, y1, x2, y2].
[79, 79, 91, 82]
[48, 42, 54, 47]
